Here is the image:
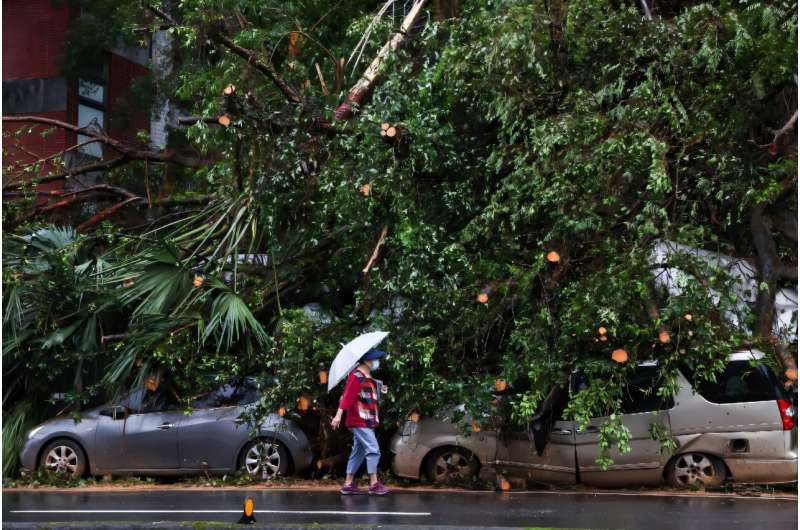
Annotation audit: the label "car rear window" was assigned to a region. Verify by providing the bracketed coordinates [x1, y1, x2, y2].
[683, 361, 785, 404]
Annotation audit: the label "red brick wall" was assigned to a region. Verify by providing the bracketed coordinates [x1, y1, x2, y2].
[107, 52, 150, 146]
[3, 111, 69, 193]
[2, 0, 73, 80]
[3, 0, 74, 192]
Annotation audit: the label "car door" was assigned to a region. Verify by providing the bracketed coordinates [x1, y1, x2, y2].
[496, 384, 577, 485]
[178, 380, 257, 471]
[574, 365, 674, 487]
[94, 388, 182, 472]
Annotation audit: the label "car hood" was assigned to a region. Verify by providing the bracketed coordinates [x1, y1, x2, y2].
[28, 408, 100, 435]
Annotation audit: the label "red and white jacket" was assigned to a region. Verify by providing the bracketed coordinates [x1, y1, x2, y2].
[339, 368, 379, 428]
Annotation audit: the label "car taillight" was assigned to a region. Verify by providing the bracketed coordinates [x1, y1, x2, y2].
[777, 399, 795, 430]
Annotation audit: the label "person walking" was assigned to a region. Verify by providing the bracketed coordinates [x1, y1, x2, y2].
[330, 348, 390, 495]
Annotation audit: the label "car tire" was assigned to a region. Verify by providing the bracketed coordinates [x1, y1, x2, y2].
[39, 439, 87, 478]
[239, 439, 291, 480]
[666, 452, 727, 488]
[424, 446, 480, 484]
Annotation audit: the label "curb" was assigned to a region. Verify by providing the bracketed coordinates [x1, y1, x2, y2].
[3, 521, 523, 530]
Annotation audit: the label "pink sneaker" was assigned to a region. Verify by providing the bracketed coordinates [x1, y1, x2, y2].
[368, 481, 390, 495]
[340, 482, 364, 495]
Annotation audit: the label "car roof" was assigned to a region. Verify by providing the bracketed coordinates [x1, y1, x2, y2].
[636, 349, 764, 368]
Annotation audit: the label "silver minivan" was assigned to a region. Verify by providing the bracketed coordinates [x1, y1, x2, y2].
[390, 350, 797, 487]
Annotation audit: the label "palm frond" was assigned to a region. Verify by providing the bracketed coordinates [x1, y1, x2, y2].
[203, 289, 271, 350]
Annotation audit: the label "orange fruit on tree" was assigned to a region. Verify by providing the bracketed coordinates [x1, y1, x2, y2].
[611, 348, 628, 363]
[318, 370, 328, 384]
[684, 314, 693, 322]
[471, 420, 481, 433]
[193, 275, 204, 288]
[598, 327, 607, 336]
[409, 411, 420, 423]
[495, 379, 507, 392]
[658, 330, 671, 344]
[278, 406, 286, 417]
[297, 396, 310, 411]
[477, 293, 489, 304]
[288, 31, 303, 56]
[546, 251, 560, 263]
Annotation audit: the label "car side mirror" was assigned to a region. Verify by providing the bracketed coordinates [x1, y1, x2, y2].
[100, 405, 128, 419]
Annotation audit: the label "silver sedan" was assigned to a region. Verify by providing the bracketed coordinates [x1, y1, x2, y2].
[20, 378, 312, 479]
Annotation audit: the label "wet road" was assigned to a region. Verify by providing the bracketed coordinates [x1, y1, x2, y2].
[2, 489, 797, 529]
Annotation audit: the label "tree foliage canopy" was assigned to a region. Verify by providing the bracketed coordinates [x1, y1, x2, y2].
[3, 0, 797, 475]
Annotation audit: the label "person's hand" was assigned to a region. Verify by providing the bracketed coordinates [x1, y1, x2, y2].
[331, 413, 342, 429]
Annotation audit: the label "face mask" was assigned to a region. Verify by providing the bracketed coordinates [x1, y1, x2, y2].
[370, 359, 380, 371]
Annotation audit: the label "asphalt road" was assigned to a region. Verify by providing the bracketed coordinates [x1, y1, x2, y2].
[2, 489, 797, 530]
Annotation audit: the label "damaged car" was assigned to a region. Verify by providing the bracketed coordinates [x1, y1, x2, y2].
[20, 377, 313, 480]
[390, 350, 797, 487]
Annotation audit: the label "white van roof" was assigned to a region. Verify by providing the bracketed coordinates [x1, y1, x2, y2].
[729, 349, 765, 361]
[637, 350, 765, 367]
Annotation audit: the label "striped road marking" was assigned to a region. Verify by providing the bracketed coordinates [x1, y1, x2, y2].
[11, 509, 430, 516]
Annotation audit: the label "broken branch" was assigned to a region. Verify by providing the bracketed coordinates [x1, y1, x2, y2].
[362, 225, 389, 275]
[335, 0, 428, 120]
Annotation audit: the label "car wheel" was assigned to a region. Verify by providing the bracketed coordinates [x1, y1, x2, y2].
[666, 453, 727, 488]
[425, 446, 479, 484]
[39, 439, 87, 478]
[240, 439, 290, 480]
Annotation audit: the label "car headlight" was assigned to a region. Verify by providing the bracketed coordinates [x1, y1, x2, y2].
[27, 426, 45, 439]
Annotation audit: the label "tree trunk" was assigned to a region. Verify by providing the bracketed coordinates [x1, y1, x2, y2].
[750, 202, 797, 374]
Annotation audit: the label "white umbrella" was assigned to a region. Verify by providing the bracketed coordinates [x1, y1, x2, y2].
[327, 331, 389, 392]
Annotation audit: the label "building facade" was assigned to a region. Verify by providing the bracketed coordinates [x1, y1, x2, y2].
[3, 0, 160, 192]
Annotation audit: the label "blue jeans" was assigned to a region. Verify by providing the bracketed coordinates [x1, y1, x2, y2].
[346, 427, 380, 475]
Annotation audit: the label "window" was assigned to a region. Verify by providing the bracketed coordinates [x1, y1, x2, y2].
[572, 366, 674, 415]
[682, 361, 784, 404]
[78, 80, 104, 104]
[190, 378, 263, 409]
[118, 388, 178, 413]
[77, 77, 106, 158]
[141, 389, 179, 412]
[120, 389, 146, 413]
[620, 365, 674, 414]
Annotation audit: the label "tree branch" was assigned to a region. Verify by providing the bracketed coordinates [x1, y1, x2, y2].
[362, 225, 389, 275]
[768, 109, 798, 145]
[5, 157, 132, 189]
[334, 0, 428, 120]
[76, 197, 143, 233]
[177, 116, 222, 126]
[211, 31, 302, 104]
[3, 116, 216, 188]
[147, 4, 301, 103]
